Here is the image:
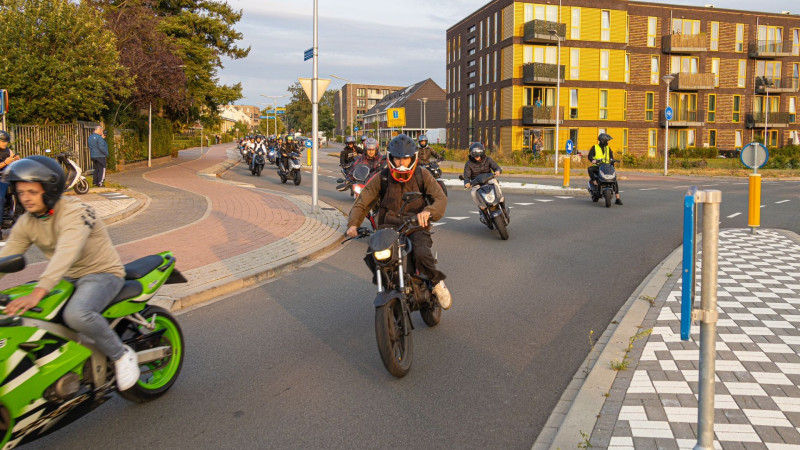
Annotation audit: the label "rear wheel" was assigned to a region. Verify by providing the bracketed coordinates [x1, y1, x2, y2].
[375, 298, 413, 378]
[493, 215, 509, 240]
[293, 170, 302, 185]
[420, 302, 441, 327]
[437, 180, 448, 197]
[604, 190, 613, 208]
[74, 178, 90, 195]
[117, 306, 184, 403]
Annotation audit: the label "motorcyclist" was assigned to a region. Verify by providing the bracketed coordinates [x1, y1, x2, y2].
[416, 134, 442, 165]
[346, 134, 451, 309]
[252, 135, 268, 170]
[587, 133, 622, 205]
[0, 156, 140, 390]
[339, 135, 360, 167]
[348, 137, 385, 182]
[0, 130, 21, 236]
[277, 135, 297, 172]
[358, 134, 369, 154]
[463, 142, 506, 214]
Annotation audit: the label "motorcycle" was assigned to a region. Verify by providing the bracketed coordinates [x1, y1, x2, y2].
[251, 148, 266, 177]
[337, 164, 354, 196]
[421, 159, 448, 197]
[1, 190, 24, 235]
[0, 251, 187, 449]
[461, 173, 510, 240]
[45, 150, 90, 195]
[267, 146, 278, 165]
[588, 159, 619, 208]
[277, 151, 302, 186]
[342, 192, 442, 378]
[336, 164, 379, 230]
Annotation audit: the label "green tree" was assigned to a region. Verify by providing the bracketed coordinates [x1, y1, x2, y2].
[232, 121, 249, 135]
[258, 117, 286, 136]
[285, 84, 336, 136]
[0, 0, 131, 123]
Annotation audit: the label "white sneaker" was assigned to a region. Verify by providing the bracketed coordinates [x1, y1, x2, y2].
[114, 345, 140, 391]
[432, 281, 452, 310]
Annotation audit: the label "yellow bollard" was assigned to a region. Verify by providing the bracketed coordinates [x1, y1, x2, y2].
[563, 156, 571, 187]
[748, 173, 761, 232]
[307, 147, 311, 166]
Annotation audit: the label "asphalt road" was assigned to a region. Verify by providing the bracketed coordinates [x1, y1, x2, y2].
[30, 147, 800, 449]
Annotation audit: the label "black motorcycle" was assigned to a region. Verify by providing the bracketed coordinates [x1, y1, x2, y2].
[422, 159, 448, 196]
[278, 151, 302, 185]
[588, 159, 619, 208]
[251, 148, 266, 176]
[343, 192, 443, 378]
[461, 173, 510, 240]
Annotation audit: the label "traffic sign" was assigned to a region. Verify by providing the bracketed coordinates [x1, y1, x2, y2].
[740, 142, 769, 169]
[665, 106, 674, 121]
[387, 108, 406, 128]
[565, 139, 574, 155]
[305, 139, 312, 148]
[0, 90, 7, 114]
[298, 77, 331, 103]
[354, 126, 359, 132]
[303, 48, 313, 61]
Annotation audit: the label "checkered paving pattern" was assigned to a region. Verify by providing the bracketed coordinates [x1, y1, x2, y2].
[594, 229, 800, 448]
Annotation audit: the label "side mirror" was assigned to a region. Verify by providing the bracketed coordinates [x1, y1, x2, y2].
[402, 192, 422, 202]
[336, 178, 345, 183]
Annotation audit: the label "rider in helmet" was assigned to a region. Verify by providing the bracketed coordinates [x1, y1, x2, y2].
[416, 134, 441, 165]
[339, 135, 360, 167]
[463, 142, 505, 212]
[349, 137, 385, 181]
[0, 156, 140, 390]
[358, 134, 369, 153]
[277, 135, 297, 172]
[587, 133, 622, 205]
[0, 130, 21, 233]
[346, 134, 451, 309]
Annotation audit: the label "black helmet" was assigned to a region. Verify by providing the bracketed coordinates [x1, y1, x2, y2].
[598, 133, 613, 146]
[345, 135, 355, 145]
[418, 134, 428, 148]
[2, 156, 66, 210]
[386, 134, 418, 183]
[0, 130, 10, 143]
[469, 142, 486, 160]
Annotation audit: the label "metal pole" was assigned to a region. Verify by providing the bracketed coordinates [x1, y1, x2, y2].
[423, 98, 428, 133]
[694, 189, 721, 450]
[554, 35, 561, 174]
[765, 89, 769, 148]
[311, 0, 319, 213]
[148, 102, 152, 167]
[419, 99, 423, 136]
[665, 83, 670, 176]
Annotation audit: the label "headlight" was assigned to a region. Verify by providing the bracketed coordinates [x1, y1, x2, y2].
[353, 185, 363, 195]
[373, 249, 392, 261]
[600, 171, 615, 180]
[481, 190, 496, 203]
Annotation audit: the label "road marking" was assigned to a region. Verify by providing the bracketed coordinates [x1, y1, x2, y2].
[470, 211, 479, 214]
[432, 222, 445, 227]
[727, 212, 742, 218]
[535, 199, 554, 202]
[673, 185, 689, 189]
[639, 188, 658, 191]
[701, 184, 718, 187]
[445, 217, 468, 221]
[514, 203, 534, 206]
[776, 200, 791, 204]
[761, 205, 766, 208]
[555, 196, 574, 199]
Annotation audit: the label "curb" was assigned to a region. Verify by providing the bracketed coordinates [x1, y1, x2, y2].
[103, 191, 150, 225]
[532, 244, 684, 450]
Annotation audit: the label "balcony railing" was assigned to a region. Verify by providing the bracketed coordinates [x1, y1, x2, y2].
[755, 76, 800, 94]
[670, 72, 716, 90]
[522, 105, 564, 125]
[523, 20, 566, 44]
[749, 40, 792, 58]
[746, 112, 792, 128]
[522, 63, 565, 84]
[660, 109, 705, 127]
[661, 33, 707, 53]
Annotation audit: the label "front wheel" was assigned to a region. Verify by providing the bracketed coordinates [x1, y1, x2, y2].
[375, 298, 413, 378]
[74, 178, 90, 195]
[437, 180, 448, 197]
[117, 306, 184, 403]
[604, 190, 613, 208]
[493, 215, 509, 240]
[293, 170, 302, 185]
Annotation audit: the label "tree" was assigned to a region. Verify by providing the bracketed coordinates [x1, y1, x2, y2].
[284, 84, 336, 137]
[0, 0, 131, 123]
[258, 117, 285, 136]
[232, 121, 249, 135]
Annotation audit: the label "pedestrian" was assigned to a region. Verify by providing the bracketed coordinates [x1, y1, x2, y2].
[88, 125, 108, 188]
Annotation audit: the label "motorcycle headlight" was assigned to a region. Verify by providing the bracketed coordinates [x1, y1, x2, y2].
[481, 190, 496, 203]
[353, 185, 363, 195]
[373, 248, 392, 261]
[600, 170, 615, 180]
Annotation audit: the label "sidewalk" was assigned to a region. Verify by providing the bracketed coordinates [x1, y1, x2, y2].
[536, 229, 800, 449]
[0, 144, 347, 311]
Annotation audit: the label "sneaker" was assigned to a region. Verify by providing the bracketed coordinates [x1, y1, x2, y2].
[114, 345, 140, 391]
[432, 281, 452, 310]
[615, 199, 623, 205]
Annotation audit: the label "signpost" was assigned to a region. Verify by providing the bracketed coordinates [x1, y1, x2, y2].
[387, 108, 406, 136]
[740, 142, 769, 234]
[0, 89, 8, 130]
[664, 105, 674, 176]
[303, 48, 313, 61]
[563, 139, 574, 187]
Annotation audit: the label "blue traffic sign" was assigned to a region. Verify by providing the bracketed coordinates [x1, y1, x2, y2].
[354, 126, 359, 132]
[565, 139, 574, 155]
[303, 48, 313, 61]
[665, 106, 674, 121]
[305, 139, 312, 148]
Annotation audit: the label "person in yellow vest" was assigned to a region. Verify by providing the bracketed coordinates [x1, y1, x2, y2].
[587, 133, 622, 205]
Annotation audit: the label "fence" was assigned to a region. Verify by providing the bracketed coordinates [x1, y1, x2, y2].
[7, 121, 100, 172]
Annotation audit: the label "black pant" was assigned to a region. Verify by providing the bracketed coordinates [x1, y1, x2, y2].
[363, 229, 445, 285]
[92, 157, 106, 186]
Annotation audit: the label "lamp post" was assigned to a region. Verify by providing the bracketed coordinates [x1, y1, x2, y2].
[549, 29, 562, 174]
[330, 74, 352, 137]
[764, 78, 772, 148]
[261, 94, 289, 137]
[662, 73, 676, 176]
[417, 97, 429, 136]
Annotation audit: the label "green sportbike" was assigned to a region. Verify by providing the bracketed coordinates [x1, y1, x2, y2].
[0, 251, 186, 449]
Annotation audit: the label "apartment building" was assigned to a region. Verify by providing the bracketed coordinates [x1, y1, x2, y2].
[231, 105, 261, 132]
[363, 78, 447, 143]
[446, 1, 800, 155]
[333, 84, 404, 136]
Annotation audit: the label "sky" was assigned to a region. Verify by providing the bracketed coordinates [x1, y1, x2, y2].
[221, 0, 797, 108]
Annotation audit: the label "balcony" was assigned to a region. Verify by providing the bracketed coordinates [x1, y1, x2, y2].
[749, 40, 792, 58]
[523, 20, 566, 44]
[755, 76, 800, 94]
[522, 105, 564, 125]
[522, 63, 565, 84]
[660, 109, 704, 127]
[746, 112, 792, 128]
[661, 33, 707, 53]
[669, 72, 716, 90]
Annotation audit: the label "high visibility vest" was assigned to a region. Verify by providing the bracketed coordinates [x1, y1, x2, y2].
[591, 145, 611, 165]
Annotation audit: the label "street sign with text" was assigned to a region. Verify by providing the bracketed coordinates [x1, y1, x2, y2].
[387, 108, 406, 128]
[303, 48, 313, 61]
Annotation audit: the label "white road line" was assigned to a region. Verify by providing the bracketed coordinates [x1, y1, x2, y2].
[701, 184, 718, 187]
[514, 203, 534, 206]
[445, 217, 468, 221]
[673, 186, 689, 188]
[639, 188, 658, 191]
[432, 223, 446, 227]
[555, 196, 574, 199]
[761, 205, 766, 208]
[535, 199, 554, 202]
[776, 200, 791, 204]
[727, 212, 742, 218]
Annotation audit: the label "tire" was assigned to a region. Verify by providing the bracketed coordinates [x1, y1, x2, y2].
[437, 180, 448, 197]
[257, 166, 262, 177]
[117, 306, 184, 403]
[604, 190, 613, 208]
[420, 302, 441, 327]
[293, 170, 302, 185]
[74, 178, 90, 195]
[374, 298, 413, 378]
[279, 172, 287, 183]
[493, 215, 509, 240]
[592, 195, 600, 203]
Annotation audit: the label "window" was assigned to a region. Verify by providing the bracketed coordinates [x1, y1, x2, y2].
[468, 71, 475, 78]
[479, 21, 483, 50]
[712, 58, 720, 87]
[672, 19, 700, 35]
[493, 89, 497, 120]
[647, 17, 657, 47]
[569, 89, 578, 119]
[622, 129, 628, 153]
[794, 29, 800, 56]
[494, 12, 498, 44]
[601, 10, 610, 42]
[708, 130, 717, 147]
[735, 130, 742, 149]
[794, 63, 799, 90]
[669, 92, 698, 122]
[758, 25, 784, 52]
[467, 60, 476, 67]
[494, 51, 498, 82]
[468, 25, 476, 33]
[382, 89, 389, 96]
[733, 95, 741, 123]
[650, 56, 659, 85]
[570, 48, 580, 80]
[789, 97, 796, 123]
[623, 91, 627, 121]
[571, 8, 581, 40]
[670, 56, 699, 74]
[738, 60, 747, 88]
[648, 129, 658, 157]
[479, 58, 482, 85]
[569, 129, 579, 150]
[468, 37, 476, 45]
[468, 48, 476, 56]
[646, 92, 654, 121]
[467, 82, 476, 89]
[600, 51, 609, 81]
[708, 94, 716, 123]
[625, 54, 630, 83]
[524, 4, 557, 22]
[357, 99, 366, 107]
[735, 24, 744, 52]
[710, 22, 719, 51]
[357, 88, 365, 97]
[599, 90, 608, 119]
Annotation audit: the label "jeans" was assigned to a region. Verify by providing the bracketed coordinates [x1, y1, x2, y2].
[63, 273, 126, 360]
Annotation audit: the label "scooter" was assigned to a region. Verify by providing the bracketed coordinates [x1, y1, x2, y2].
[45, 150, 90, 194]
[421, 158, 448, 196]
[461, 173, 510, 240]
[588, 159, 619, 208]
[267, 146, 278, 165]
[251, 148, 266, 176]
[0, 251, 186, 449]
[277, 151, 302, 185]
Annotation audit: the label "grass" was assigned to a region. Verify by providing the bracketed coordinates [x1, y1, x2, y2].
[610, 328, 653, 372]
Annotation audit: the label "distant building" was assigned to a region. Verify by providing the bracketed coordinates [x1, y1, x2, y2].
[218, 105, 252, 134]
[333, 83, 405, 136]
[230, 105, 261, 131]
[363, 78, 447, 144]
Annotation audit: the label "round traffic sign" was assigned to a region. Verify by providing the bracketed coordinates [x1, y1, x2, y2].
[740, 142, 769, 169]
[565, 139, 574, 155]
[665, 106, 674, 121]
[354, 126, 359, 132]
[305, 139, 312, 148]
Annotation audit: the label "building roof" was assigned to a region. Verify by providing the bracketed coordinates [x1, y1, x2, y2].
[363, 79, 439, 118]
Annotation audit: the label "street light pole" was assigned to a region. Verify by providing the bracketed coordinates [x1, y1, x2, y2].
[330, 74, 352, 137]
[311, 0, 320, 213]
[148, 102, 152, 167]
[549, 30, 562, 174]
[663, 73, 676, 176]
[261, 94, 289, 137]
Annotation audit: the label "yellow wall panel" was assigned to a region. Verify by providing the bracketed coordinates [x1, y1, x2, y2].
[514, 3, 525, 37]
[609, 51, 625, 83]
[609, 10, 628, 44]
[583, 89, 599, 120]
[608, 90, 626, 121]
[583, 8, 601, 41]
[584, 49, 600, 82]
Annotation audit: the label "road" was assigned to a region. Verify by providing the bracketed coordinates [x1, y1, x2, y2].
[31, 146, 800, 449]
